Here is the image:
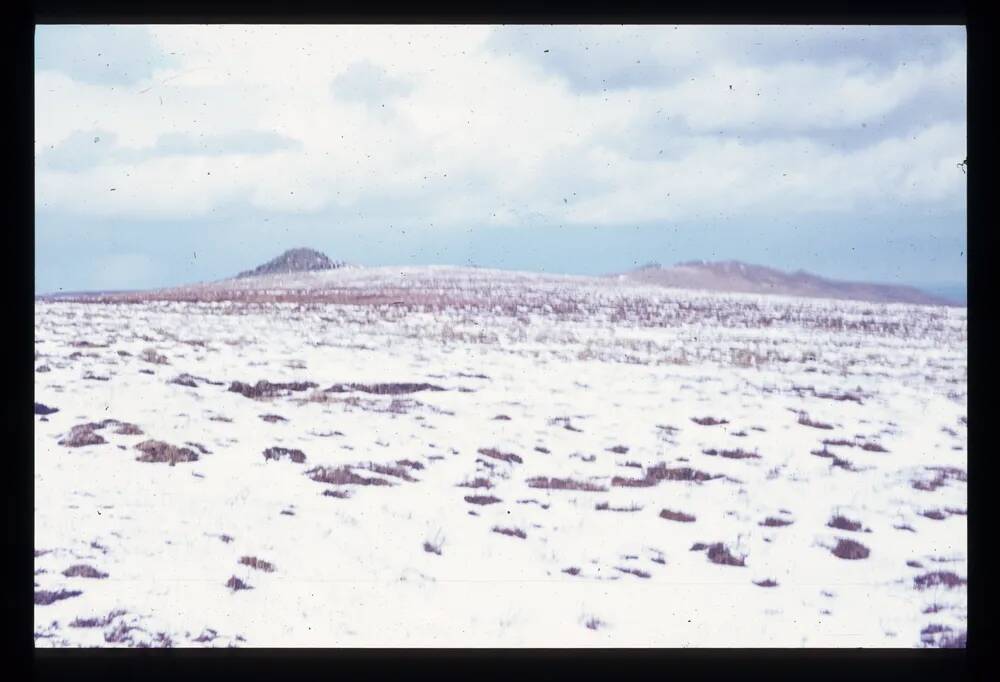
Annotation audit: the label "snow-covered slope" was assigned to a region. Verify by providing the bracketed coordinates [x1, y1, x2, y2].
[34, 273, 967, 647]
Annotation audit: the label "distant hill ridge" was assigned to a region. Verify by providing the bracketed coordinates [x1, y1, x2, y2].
[236, 248, 345, 279]
[616, 260, 953, 306]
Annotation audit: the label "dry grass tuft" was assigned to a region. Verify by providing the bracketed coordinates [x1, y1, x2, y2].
[263, 447, 306, 463]
[140, 348, 169, 365]
[797, 412, 834, 430]
[326, 382, 445, 395]
[828, 515, 863, 532]
[491, 526, 527, 539]
[229, 379, 319, 399]
[612, 463, 719, 487]
[914, 571, 966, 590]
[457, 477, 494, 489]
[477, 447, 523, 464]
[615, 566, 651, 578]
[62, 564, 109, 579]
[322, 489, 352, 499]
[307, 466, 391, 486]
[225, 576, 252, 591]
[70, 609, 127, 629]
[35, 589, 82, 605]
[238, 556, 275, 572]
[754, 579, 779, 587]
[527, 476, 607, 492]
[759, 517, 792, 527]
[34, 402, 59, 415]
[59, 423, 107, 448]
[859, 442, 889, 453]
[705, 543, 746, 567]
[660, 509, 697, 522]
[134, 440, 199, 465]
[703, 448, 761, 460]
[596, 501, 643, 512]
[692, 416, 729, 426]
[464, 494, 502, 505]
[365, 462, 418, 481]
[831, 538, 870, 560]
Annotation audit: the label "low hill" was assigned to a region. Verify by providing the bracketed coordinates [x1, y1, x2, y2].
[613, 260, 953, 306]
[236, 248, 345, 279]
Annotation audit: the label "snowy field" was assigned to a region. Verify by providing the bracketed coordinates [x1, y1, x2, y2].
[33, 268, 968, 647]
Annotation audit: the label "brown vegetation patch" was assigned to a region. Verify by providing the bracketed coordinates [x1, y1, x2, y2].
[260, 414, 288, 423]
[822, 438, 856, 447]
[815, 391, 864, 404]
[62, 564, 108, 579]
[914, 571, 966, 590]
[859, 441, 889, 453]
[920, 509, 948, 521]
[263, 447, 306, 464]
[322, 489, 352, 499]
[307, 466, 391, 486]
[912, 466, 966, 492]
[692, 416, 729, 426]
[596, 501, 643, 512]
[185, 441, 211, 454]
[457, 477, 494, 489]
[58, 423, 107, 447]
[754, 579, 779, 587]
[396, 459, 424, 470]
[225, 576, 252, 591]
[493, 414, 512, 421]
[798, 413, 834, 430]
[704, 448, 760, 460]
[660, 509, 696, 522]
[464, 495, 502, 505]
[562, 567, 581, 576]
[612, 463, 719, 487]
[238, 556, 275, 572]
[828, 515, 863, 532]
[705, 543, 746, 566]
[534, 446, 550, 454]
[615, 566, 651, 578]
[229, 379, 319, 399]
[365, 462, 418, 481]
[70, 609, 127, 629]
[831, 538, 870, 560]
[135, 440, 199, 465]
[527, 476, 607, 492]
[169, 373, 223, 388]
[608, 445, 629, 454]
[921, 625, 966, 648]
[477, 447, 523, 464]
[35, 589, 83, 605]
[325, 382, 444, 395]
[759, 517, 793, 527]
[34, 402, 59, 415]
[492, 526, 527, 539]
[140, 348, 169, 365]
[114, 422, 144, 435]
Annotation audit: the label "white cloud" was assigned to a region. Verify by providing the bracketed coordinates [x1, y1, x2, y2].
[34, 25, 966, 230]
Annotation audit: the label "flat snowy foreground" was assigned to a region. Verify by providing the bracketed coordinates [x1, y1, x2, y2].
[34, 274, 967, 647]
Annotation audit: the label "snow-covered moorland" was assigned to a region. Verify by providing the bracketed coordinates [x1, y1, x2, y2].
[33, 268, 967, 647]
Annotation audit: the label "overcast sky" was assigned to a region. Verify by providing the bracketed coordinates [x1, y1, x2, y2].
[34, 25, 966, 294]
